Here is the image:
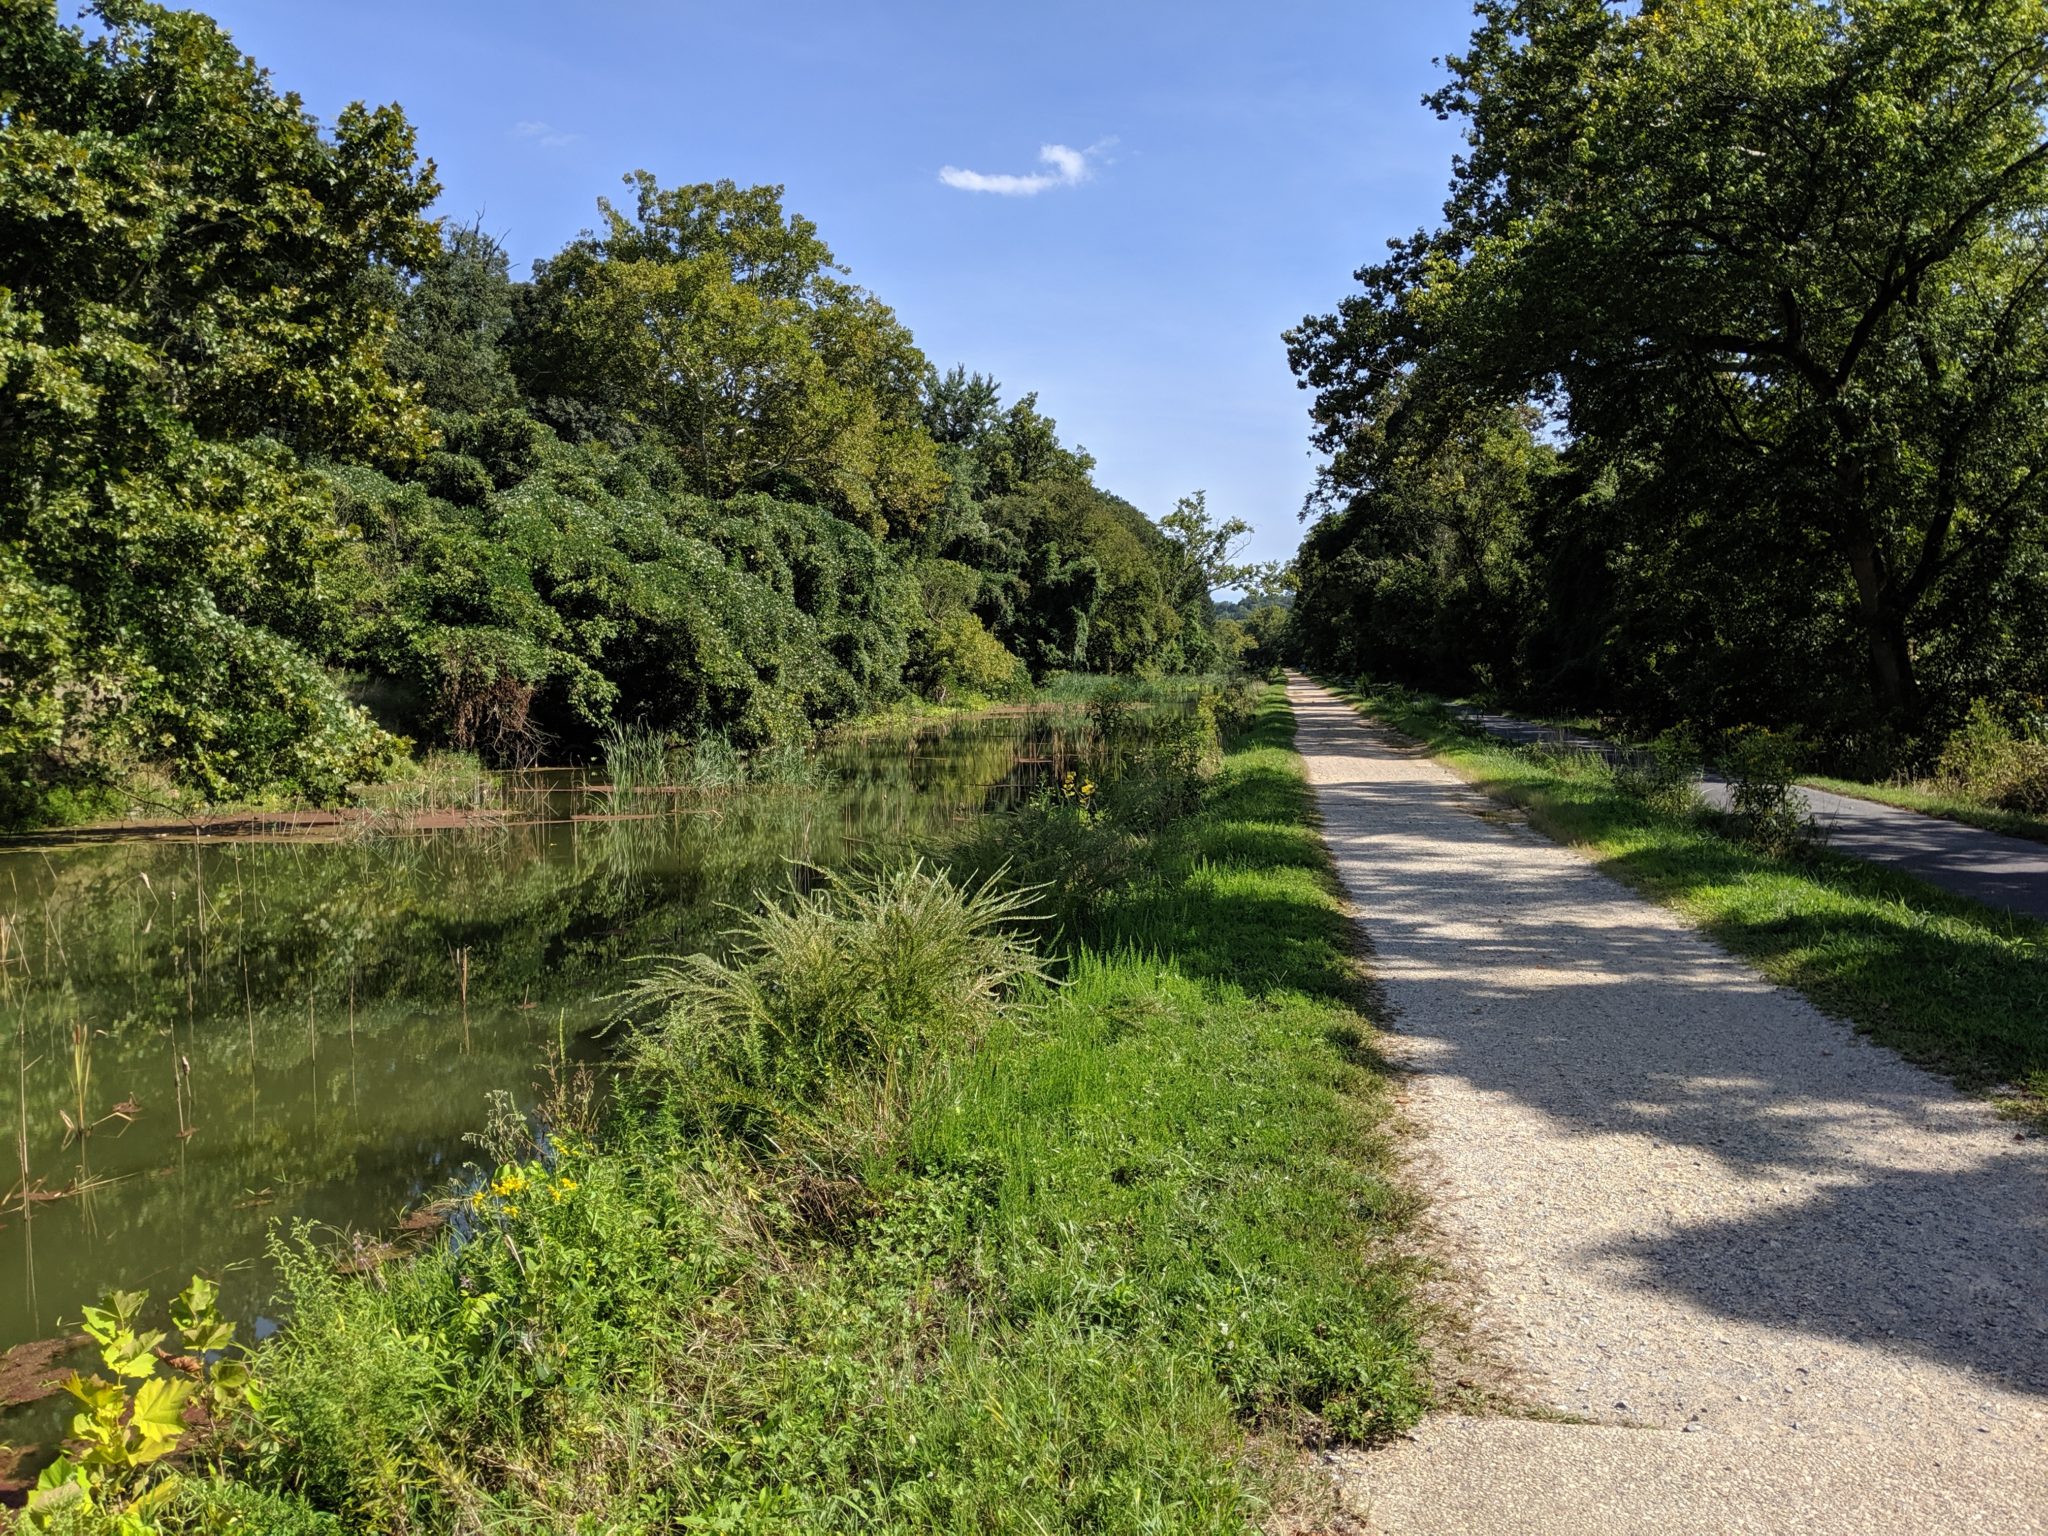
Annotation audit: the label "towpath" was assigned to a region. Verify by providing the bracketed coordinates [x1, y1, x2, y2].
[1286, 675, 2048, 1534]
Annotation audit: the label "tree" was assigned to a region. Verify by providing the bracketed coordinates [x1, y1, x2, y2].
[0, 0, 439, 812]
[388, 222, 521, 415]
[1291, 0, 2048, 746]
[1158, 491, 1254, 609]
[508, 175, 946, 536]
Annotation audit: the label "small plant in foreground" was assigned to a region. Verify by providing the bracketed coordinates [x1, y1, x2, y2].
[26, 1277, 252, 1532]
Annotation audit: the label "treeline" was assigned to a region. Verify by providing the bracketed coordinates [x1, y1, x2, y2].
[0, 2, 1228, 826]
[1285, 0, 2048, 774]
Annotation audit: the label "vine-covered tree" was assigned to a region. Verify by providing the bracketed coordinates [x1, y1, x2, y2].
[0, 0, 439, 812]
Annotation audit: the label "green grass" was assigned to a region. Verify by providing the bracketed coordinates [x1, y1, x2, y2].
[1335, 681, 2048, 1127]
[166, 686, 1425, 1534]
[1801, 774, 2048, 846]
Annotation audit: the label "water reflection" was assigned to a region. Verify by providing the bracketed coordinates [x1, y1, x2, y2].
[0, 712, 1095, 1366]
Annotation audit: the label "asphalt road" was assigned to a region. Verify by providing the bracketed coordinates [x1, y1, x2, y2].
[1444, 705, 2048, 923]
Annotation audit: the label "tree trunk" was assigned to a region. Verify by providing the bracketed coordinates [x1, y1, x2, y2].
[1844, 537, 1916, 719]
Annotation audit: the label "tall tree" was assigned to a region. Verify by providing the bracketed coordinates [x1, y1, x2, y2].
[0, 0, 440, 807]
[1292, 0, 2048, 740]
[508, 175, 946, 535]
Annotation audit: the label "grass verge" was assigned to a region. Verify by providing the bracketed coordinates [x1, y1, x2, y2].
[1800, 774, 2048, 847]
[123, 686, 1424, 1535]
[1330, 680, 2048, 1128]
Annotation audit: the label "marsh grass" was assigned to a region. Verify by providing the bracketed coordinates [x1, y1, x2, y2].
[147, 686, 1424, 1534]
[602, 724, 829, 800]
[618, 861, 1047, 1162]
[1341, 679, 2048, 1124]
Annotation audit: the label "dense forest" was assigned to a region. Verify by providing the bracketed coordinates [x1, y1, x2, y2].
[1286, 0, 2048, 775]
[0, 1, 1236, 827]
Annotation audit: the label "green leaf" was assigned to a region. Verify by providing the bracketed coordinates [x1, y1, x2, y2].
[169, 1275, 218, 1338]
[127, 1376, 194, 1463]
[102, 1327, 164, 1379]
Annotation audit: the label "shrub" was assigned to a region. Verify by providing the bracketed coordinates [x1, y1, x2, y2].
[620, 863, 1045, 1159]
[922, 613, 1029, 701]
[1613, 725, 1704, 817]
[1721, 725, 1818, 856]
[1936, 700, 2048, 814]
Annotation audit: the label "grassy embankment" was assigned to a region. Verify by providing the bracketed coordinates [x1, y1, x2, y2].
[1332, 681, 2048, 1127]
[1446, 693, 2048, 847]
[1798, 774, 2048, 847]
[125, 685, 1425, 1534]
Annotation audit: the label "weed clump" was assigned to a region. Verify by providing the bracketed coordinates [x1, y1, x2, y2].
[1613, 726, 1704, 818]
[620, 862, 1046, 1159]
[1721, 725, 1820, 856]
[1935, 700, 2048, 814]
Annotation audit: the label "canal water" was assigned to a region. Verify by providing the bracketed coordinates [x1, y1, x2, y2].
[0, 712, 1092, 1375]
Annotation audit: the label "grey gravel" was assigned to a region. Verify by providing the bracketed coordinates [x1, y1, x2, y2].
[1287, 676, 2048, 1535]
[1444, 701, 2048, 922]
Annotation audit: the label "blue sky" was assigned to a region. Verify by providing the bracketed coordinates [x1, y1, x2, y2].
[195, 1, 1474, 566]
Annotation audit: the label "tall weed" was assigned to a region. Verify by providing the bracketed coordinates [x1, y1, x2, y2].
[1936, 701, 2048, 814]
[1613, 725, 1704, 818]
[1721, 725, 1819, 856]
[620, 863, 1046, 1160]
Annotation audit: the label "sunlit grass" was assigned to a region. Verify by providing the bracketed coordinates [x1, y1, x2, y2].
[1800, 773, 2048, 847]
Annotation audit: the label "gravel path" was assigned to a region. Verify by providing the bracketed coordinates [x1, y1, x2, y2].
[1444, 703, 2048, 923]
[1286, 676, 2048, 1534]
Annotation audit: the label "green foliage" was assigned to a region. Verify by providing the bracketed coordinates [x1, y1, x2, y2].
[25, 1276, 254, 1534]
[510, 175, 945, 535]
[0, 17, 1231, 828]
[0, 0, 436, 816]
[1612, 727, 1705, 820]
[1935, 701, 2048, 815]
[155, 689, 1425, 1530]
[1289, 0, 2048, 767]
[920, 612, 1029, 701]
[1722, 726, 1819, 857]
[621, 862, 1046, 1154]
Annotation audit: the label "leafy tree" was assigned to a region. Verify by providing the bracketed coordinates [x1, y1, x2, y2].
[0, 0, 438, 813]
[388, 222, 521, 416]
[509, 175, 946, 535]
[1290, 0, 2048, 753]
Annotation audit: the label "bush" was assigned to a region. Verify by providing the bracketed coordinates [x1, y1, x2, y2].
[1613, 725, 1704, 817]
[1722, 725, 1818, 856]
[1936, 700, 2048, 814]
[620, 863, 1045, 1159]
[922, 613, 1029, 701]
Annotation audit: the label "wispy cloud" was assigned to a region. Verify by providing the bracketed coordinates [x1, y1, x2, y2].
[513, 120, 579, 149]
[939, 140, 1110, 196]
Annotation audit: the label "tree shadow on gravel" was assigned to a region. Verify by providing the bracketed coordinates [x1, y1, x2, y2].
[1296, 754, 2048, 1401]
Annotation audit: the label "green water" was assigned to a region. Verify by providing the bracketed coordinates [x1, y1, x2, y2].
[0, 713, 1090, 1372]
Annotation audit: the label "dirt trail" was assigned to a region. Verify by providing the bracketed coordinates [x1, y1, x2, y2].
[1285, 675, 2047, 1534]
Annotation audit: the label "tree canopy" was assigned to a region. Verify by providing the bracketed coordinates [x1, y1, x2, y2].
[1287, 0, 2048, 766]
[0, 1, 1228, 822]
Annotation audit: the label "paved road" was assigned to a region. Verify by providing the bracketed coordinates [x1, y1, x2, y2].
[1288, 677, 2048, 1535]
[1445, 704, 2048, 923]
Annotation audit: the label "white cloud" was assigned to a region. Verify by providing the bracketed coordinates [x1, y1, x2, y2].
[514, 120, 578, 149]
[939, 141, 1108, 196]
